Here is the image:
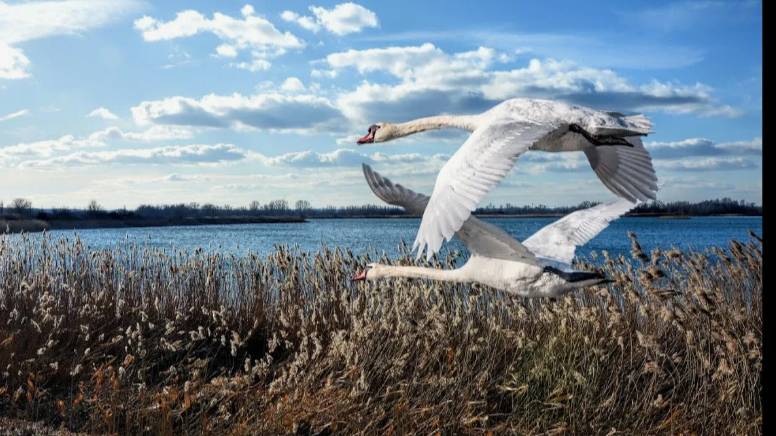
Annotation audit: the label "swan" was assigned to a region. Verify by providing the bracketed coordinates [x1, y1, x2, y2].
[352, 164, 636, 298]
[355, 97, 657, 259]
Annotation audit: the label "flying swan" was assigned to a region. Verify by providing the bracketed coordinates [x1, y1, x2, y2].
[352, 164, 636, 298]
[356, 98, 657, 259]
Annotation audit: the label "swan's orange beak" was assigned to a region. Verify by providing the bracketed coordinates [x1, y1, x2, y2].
[357, 132, 374, 144]
[352, 270, 367, 281]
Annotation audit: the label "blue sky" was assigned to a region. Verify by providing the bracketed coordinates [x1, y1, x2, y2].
[0, 0, 762, 209]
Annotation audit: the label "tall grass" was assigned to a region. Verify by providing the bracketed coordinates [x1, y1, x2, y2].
[0, 232, 762, 434]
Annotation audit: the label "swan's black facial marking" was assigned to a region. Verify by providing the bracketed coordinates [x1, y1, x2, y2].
[568, 123, 633, 147]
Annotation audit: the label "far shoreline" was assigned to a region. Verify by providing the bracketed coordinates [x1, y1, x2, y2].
[1, 213, 762, 235]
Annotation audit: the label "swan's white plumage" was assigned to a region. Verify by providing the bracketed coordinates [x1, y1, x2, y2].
[522, 198, 637, 266]
[363, 164, 538, 264]
[412, 120, 551, 260]
[364, 98, 658, 258]
[361, 165, 633, 297]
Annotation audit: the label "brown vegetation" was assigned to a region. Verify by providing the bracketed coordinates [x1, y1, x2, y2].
[0, 232, 762, 434]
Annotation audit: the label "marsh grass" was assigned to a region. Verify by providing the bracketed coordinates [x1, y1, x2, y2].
[0, 232, 762, 434]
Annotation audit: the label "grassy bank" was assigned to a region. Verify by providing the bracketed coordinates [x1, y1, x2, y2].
[0, 216, 306, 234]
[0, 232, 762, 434]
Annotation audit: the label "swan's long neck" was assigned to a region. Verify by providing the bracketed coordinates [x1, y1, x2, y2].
[394, 115, 479, 137]
[376, 265, 466, 283]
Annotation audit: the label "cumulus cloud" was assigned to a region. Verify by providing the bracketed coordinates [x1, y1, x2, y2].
[87, 107, 119, 120]
[655, 157, 758, 172]
[281, 2, 378, 35]
[0, 0, 142, 79]
[131, 92, 345, 132]
[0, 108, 29, 122]
[0, 42, 30, 79]
[253, 148, 441, 168]
[327, 44, 740, 123]
[280, 10, 321, 33]
[280, 77, 306, 92]
[646, 137, 762, 159]
[22, 144, 246, 168]
[134, 6, 304, 71]
[0, 125, 196, 167]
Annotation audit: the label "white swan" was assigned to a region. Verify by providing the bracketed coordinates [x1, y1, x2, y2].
[355, 98, 657, 259]
[352, 164, 635, 298]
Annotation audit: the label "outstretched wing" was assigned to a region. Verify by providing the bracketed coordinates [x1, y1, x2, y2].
[584, 136, 658, 203]
[413, 120, 552, 260]
[522, 199, 636, 267]
[362, 164, 538, 263]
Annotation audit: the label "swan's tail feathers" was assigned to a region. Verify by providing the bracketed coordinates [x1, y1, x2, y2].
[595, 113, 653, 137]
[622, 114, 652, 134]
[544, 266, 611, 286]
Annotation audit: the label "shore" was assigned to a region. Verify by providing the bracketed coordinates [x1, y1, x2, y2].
[0, 216, 307, 234]
[2, 212, 762, 234]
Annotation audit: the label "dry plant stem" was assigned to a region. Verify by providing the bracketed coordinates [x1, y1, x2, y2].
[0, 232, 762, 435]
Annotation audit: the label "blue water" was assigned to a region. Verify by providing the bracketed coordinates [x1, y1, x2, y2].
[7, 216, 762, 260]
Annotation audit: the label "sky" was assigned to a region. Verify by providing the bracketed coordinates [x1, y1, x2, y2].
[0, 0, 762, 209]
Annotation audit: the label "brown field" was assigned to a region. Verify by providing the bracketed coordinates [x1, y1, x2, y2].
[0, 232, 762, 435]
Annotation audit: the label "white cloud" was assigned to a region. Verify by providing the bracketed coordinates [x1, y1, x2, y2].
[134, 6, 304, 71]
[0, 108, 29, 122]
[87, 107, 119, 120]
[327, 43, 741, 123]
[131, 92, 345, 132]
[0, 125, 196, 167]
[22, 144, 246, 168]
[646, 137, 762, 159]
[310, 3, 378, 35]
[282, 2, 378, 35]
[253, 148, 440, 168]
[655, 157, 758, 172]
[0, 0, 142, 79]
[88, 125, 196, 143]
[280, 10, 321, 33]
[215, 44, 238, 58]
[280, 77, 305, 92]
[0, 42, 30, 79]
[231, 57, 271, 72]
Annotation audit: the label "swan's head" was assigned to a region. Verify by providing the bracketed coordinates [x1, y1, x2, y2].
[351, 263, 386, 281]
[357, 123, 396, 144]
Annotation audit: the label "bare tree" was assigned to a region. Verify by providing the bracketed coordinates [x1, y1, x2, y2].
[11, 198, 32, 217]
[249, 200, 260, 211]
[295, 200, 311, 211]
[87, 200, 103, 217]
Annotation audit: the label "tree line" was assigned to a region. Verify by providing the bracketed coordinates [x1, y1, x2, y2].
[0, 197, 762, 221]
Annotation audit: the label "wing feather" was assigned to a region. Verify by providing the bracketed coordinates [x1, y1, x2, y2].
[584, 137, 658, 203]
[413, 120, 552, 260]
[362, 164, 538, 264]
[522, 199, 636, 267]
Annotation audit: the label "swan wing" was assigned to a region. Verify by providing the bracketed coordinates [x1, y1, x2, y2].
[362, 164, 539, 264]
[413, 119, 551, 260]
[583, 136, 658, 203]
[522, 198, 636, 267]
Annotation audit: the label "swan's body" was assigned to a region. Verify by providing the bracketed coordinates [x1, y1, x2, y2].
[356, 98, 657, 259]
[356, 164, 635, 298]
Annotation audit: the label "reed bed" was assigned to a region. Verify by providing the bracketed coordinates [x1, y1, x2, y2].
[0, 232, 762, 435]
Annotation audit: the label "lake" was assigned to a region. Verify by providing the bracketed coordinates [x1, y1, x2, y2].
[6, 216, 762, 260]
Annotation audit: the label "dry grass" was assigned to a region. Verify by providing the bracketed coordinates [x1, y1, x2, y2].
[0, 231, 762, 435]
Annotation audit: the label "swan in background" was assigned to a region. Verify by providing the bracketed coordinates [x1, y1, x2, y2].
[355, 98, 657, 259]
[352, 164, 636, 298]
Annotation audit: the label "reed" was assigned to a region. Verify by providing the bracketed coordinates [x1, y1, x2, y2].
[0, 231, 762, 434]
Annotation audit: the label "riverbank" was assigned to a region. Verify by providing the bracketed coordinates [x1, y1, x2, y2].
[0, 216, 306, 234]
